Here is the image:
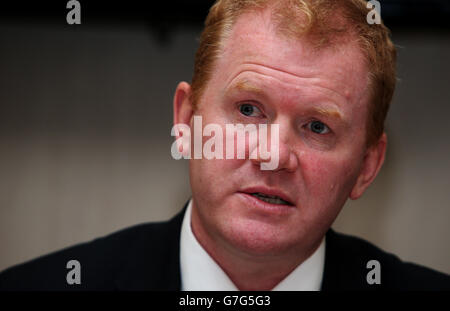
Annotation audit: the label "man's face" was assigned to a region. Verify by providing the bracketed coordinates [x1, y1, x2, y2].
[185, 10, 379, 257]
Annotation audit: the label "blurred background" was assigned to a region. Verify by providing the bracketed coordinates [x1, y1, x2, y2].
[0, 0, 449, 275]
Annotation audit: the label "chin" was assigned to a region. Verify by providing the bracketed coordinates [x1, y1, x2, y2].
[220, 217, 301, 256]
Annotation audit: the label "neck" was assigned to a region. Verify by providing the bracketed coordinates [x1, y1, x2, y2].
[209, 241, 318, 290]
[190, 208, 322, 291]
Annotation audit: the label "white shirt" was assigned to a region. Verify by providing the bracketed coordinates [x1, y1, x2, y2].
[180, 200, 326, 291]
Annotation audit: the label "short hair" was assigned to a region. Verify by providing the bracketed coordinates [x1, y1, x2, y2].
[190, 0, 397, 147]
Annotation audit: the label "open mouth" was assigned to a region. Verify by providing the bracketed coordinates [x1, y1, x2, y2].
[250, 192, 292, 206]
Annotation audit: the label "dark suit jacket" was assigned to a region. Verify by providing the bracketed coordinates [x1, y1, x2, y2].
[0, 205, 449, 291]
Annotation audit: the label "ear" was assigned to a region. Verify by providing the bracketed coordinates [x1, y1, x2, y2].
[173, 81, 194, 125]
[173, 82, 194, 155]
[349, 133, 387, 200]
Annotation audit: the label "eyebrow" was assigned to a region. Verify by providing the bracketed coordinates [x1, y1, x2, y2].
[225, 79, 266, 97]
[226, 79, 345, 122]
[314, 107, 343, 121]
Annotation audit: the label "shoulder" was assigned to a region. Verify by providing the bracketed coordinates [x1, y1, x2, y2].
[0, 213, 183, 291]
[323, 229, 450, 290]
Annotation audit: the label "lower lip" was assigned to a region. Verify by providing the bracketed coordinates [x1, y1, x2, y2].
[237, 192, 295, 215]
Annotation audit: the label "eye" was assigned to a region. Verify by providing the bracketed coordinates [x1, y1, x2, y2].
[239, 103, 263, 117]
[307, 120, 330, 134]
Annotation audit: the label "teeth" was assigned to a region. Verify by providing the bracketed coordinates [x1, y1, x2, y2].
[251, 193, 290, 205]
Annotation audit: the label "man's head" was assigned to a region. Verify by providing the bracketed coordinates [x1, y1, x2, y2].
[173, 0, 396, 258]
[191, 0, 396, 147]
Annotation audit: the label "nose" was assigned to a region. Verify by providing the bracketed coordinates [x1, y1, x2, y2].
[250, 120, 299, 172]
[276, 136, 299, 172]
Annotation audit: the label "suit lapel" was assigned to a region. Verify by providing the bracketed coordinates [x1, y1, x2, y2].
[321, 229, 378, 290]
[114, 204, 187, 291]
[113, 207, 373, 290]
[321, 229, 343, 290]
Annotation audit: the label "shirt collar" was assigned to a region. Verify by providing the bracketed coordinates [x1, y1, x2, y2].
[180, 200, 326, 291]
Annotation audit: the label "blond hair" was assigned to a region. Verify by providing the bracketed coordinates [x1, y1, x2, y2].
[191, 0, 397, 146]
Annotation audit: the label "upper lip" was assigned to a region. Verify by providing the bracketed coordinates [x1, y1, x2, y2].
[239, 186, 295, 205]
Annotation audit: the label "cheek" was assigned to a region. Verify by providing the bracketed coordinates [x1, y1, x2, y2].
[296, 151, 361, 229]
[189, 157, 245, 202]
[188, 106, 254, 201]
[300, 150, 361, 201]
[191, 158, 243, 184]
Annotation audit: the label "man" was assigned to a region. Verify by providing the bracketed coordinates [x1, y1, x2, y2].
[1, 0, 449, 291]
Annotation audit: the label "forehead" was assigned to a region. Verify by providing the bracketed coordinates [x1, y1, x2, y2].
[212, 8, 370, 111]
